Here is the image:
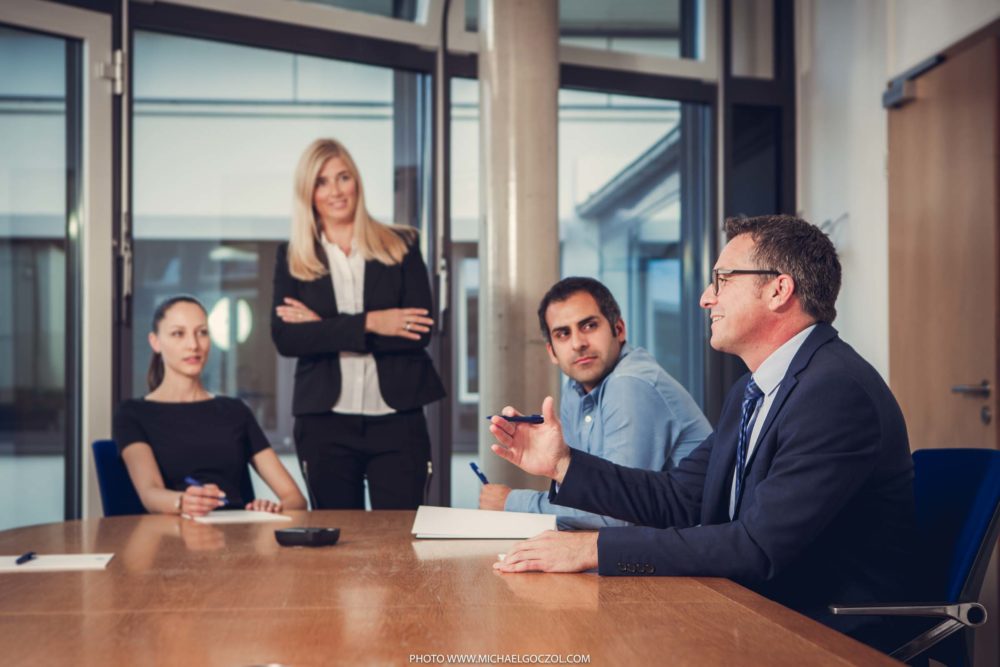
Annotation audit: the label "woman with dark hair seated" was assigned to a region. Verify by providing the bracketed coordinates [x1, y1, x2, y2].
[114, 295, 306, 517]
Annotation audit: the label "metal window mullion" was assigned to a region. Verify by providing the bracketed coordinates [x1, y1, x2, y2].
[64, 38, 84, 520]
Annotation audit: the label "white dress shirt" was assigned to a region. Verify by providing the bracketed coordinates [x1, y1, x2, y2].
[321, 234, 394, 416]
[729, 324, 817, 517]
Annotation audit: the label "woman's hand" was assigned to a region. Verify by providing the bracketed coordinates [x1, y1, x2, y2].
[365, 308, 434, 340]
[180, 483, 227, 517]
[245, 498, 283, 513]
[276, 297, 321, 324]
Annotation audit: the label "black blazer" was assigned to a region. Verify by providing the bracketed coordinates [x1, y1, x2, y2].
[271, 236, 446, 416]
[553, 324, 916, 641]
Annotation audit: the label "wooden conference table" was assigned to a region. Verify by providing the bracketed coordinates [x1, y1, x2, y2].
[0, 511, 895, 666]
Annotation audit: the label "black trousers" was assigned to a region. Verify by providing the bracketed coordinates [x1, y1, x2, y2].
[293, 409, 431, 510]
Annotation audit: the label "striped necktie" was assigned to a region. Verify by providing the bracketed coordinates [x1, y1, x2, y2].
[734, 377, 764, 511]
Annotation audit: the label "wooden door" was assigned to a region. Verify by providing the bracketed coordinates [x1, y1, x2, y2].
[889, 37, 998, 451]
[888, 35, 998, 667]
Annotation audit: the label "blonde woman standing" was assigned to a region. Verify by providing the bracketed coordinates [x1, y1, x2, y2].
[272, 139, 445, 509]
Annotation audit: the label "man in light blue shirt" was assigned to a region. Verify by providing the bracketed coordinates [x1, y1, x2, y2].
[479, 277, 710, 529]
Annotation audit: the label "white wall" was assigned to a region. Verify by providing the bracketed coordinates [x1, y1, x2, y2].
[795, 0, 1000, 378]
[797, 5, 1000, 666]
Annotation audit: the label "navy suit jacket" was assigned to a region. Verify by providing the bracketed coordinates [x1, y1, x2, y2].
[271, 237, 445, 416]
[553, 323, 916, 638]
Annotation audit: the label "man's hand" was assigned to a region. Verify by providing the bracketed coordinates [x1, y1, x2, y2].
[479, 484, 511, 511]
[489, 396, 572, 483]
[493, 530, 598, 573]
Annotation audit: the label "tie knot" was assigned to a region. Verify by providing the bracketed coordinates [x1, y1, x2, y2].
[743, 378, 763, 402]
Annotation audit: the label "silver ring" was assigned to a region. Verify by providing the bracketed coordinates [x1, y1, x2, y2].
[404, 322, 411, 332]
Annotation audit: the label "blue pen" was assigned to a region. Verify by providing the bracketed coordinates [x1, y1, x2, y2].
[485, 414, 545, 424]
[183, 476, 229, 507]
[469, 462, 489, 484]
[15, 551, 36, 566]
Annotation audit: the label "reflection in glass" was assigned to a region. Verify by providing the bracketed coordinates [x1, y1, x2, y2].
[0, 25, 69, 530]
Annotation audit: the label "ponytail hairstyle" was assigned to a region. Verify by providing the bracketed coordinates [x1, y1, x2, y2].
[288, 138, 416, 281]
[147, 295, 206, 391]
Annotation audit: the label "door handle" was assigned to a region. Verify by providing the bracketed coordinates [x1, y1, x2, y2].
[951, 380, 991, 398]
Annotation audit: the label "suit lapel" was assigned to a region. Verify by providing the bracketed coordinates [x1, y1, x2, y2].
[363, 258, 385, 308]
[703, 381, 746, 524]
[740, 322, 839, 476]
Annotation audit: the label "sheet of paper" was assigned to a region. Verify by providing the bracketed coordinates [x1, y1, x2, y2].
[0, 554, 114, 573]
[411, 505, 556, 539]
[193, 510, 293, 524]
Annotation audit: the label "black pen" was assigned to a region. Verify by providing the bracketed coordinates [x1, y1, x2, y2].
[15, 551, 36, 566]
[485, 414, 545, 424]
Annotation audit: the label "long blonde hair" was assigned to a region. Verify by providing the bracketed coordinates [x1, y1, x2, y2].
[288, 138, 416, 280]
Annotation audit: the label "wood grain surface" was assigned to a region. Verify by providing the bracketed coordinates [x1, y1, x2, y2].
[0, 511, 896, 666]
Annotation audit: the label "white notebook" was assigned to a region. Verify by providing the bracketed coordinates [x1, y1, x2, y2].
[193, 510, 293, 524]
[411, 505, 556, 539]
[0, 554, 114, 573]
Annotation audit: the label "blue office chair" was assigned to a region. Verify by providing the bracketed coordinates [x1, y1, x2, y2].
[831, 448, 1000, 665]
[92, 439, 147, 516]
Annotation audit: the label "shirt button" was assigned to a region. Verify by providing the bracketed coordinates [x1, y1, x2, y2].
[584, 415, 592, 423]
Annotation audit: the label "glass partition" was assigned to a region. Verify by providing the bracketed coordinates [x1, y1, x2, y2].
[0, 25, 75, 529]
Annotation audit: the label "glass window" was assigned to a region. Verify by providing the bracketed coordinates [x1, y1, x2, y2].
[129, 32, 430, 498]
[559, 89, 710, 394]
[0, 25, 75, 529]
[730, 0, 774, 79]
[730, 105, 780, 216]
[447, 78, 711, 507]
[297, 0, 421, 21]
[465, 0, 703, 60]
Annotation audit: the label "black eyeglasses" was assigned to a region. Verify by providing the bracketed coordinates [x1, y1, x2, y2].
[711, 268, 780, 296]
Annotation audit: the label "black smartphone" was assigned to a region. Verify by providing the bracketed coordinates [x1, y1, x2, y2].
[275, 527, 340, 547]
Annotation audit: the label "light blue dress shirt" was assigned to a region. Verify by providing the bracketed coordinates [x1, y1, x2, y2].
[505, 344, 712, 529]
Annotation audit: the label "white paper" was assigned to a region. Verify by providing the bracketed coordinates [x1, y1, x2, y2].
[0, 553, 114, 573]
[193, 510, 293, 524]
[411, 505, 556, 539]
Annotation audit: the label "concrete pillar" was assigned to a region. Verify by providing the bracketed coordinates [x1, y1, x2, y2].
[478, 0, 561, 487]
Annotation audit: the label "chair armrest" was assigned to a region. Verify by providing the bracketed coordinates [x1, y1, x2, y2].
[829, 601, 987, 627]
[830, 603, 987, 663]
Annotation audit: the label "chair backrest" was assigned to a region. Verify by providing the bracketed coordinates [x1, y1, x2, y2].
[92, 439, 148, 517]
[913, 448, 1000, 602]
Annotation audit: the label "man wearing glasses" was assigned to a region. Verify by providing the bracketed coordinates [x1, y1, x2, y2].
[489, 215, 915, 651]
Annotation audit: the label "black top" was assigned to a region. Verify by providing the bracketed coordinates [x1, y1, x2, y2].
[270, 234, 446, 416]
[113, 396, 269, 507]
